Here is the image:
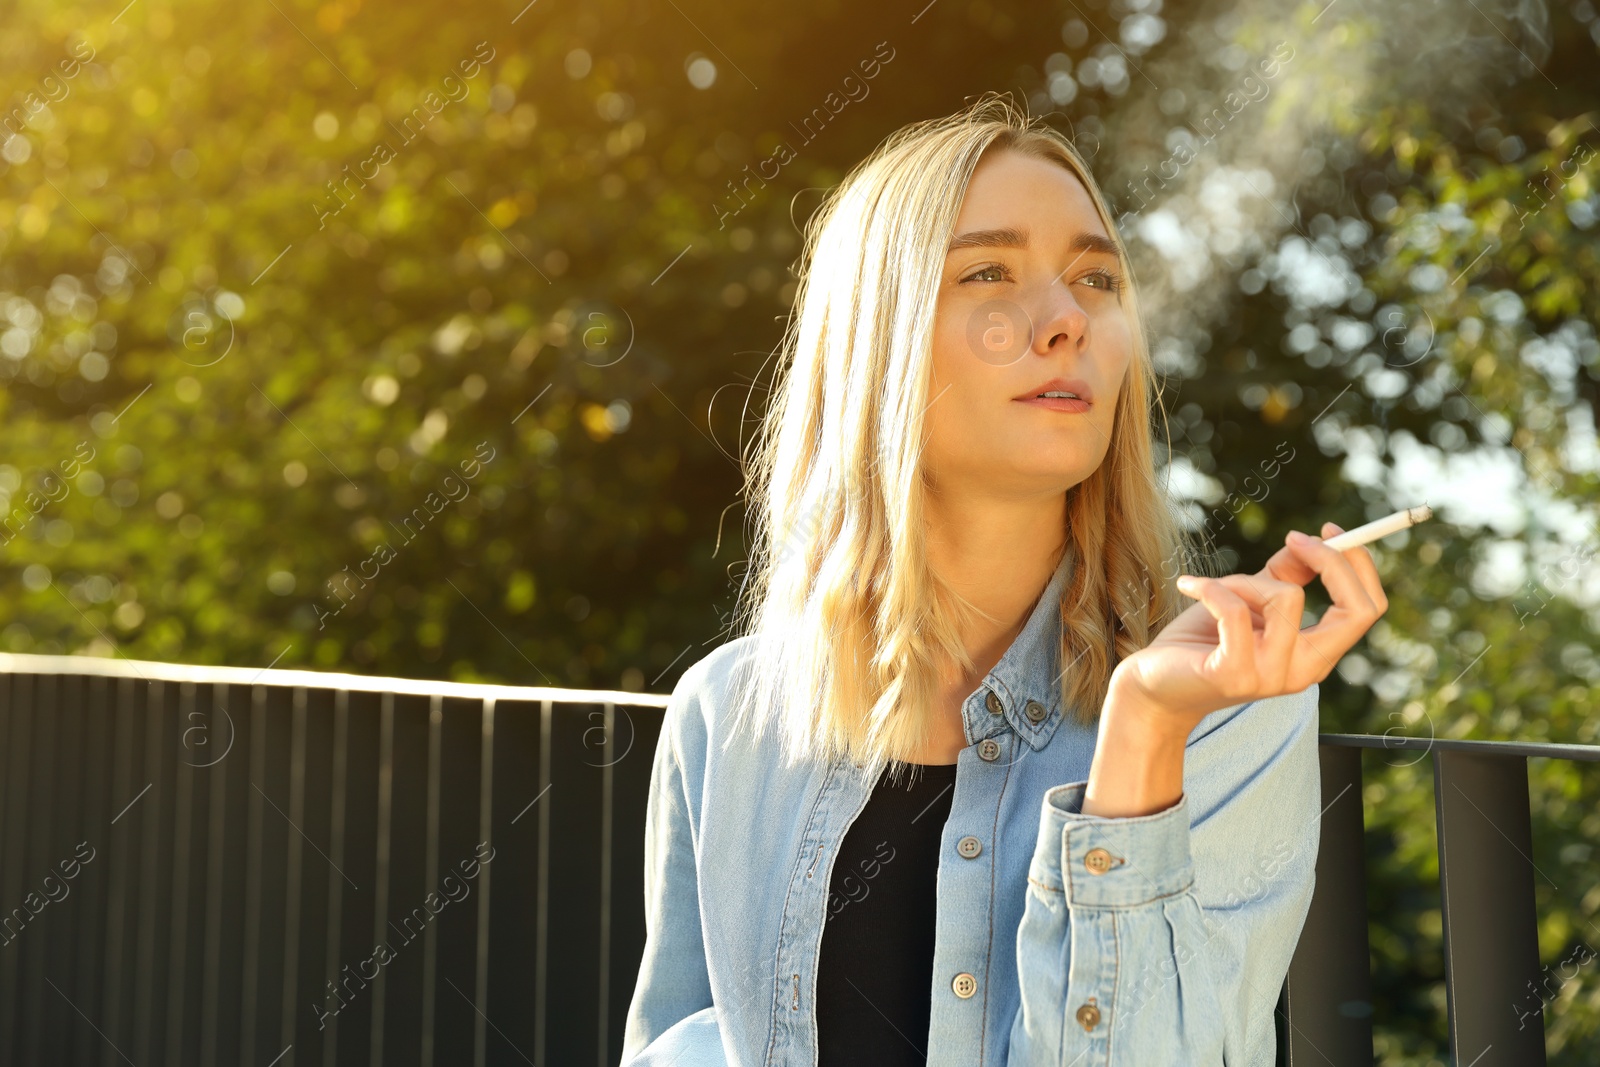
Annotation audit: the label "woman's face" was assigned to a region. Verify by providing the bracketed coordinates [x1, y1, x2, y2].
[925, 147, 1134, 499]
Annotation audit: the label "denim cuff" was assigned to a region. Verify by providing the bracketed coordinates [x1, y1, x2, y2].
[1031, 781, 1195, 908]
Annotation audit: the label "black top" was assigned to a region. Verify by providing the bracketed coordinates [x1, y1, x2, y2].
[816, 760, 959, 1066]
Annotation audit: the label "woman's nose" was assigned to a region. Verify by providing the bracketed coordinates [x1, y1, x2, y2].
[1030, 284, 1090, 354]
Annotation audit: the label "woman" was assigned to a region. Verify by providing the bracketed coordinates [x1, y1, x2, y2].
[621, 94, 1387, 1066]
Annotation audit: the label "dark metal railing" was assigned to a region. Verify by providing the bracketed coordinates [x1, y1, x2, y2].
[0, 653, 669, 1067]
[1, 655, 1592, 1066]
[1281, 734, 1600, 1067]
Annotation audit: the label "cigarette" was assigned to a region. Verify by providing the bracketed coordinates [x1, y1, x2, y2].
[1319, 505, 1433, 551]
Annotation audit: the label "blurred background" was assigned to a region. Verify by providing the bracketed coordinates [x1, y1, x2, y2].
[1, 0, 1597, 1063]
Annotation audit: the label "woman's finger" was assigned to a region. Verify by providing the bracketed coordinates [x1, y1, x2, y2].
[1319, 521, 1390, 614]
[1177, 573, 1267, 628]
[1283, 532, 1383, 670]
[1251, 575, 1304, 690]
[1187, 573, 1293, 627]
[1286, 530, 1377, 617]
[1262, 521, 1387, 607]
[1257, 537, 1320, 587]
[1179, 576, 1260, 695]
[1196, 573, 1305, 691]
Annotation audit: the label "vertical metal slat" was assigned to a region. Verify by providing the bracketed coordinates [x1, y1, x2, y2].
[278, 688, 308, 1062]
[73, 676, 115, 1067]
[165, 682, 198, 1065]
[0, 673, 34, 1066]
[199, 683, 232, 1067]
[535, 698, 552, 1067]
[240, 684, 268, 1067]
[21, 674, 57, 1065]
[99, 677, 138, 1067]
[1283, 743, 1373, 1066]
[45, 674, 87, 1065]
[473, 698, 495, 1067]
[597, 702, 614, 1067]
[368, 692, 395, 1067]
[321, 688, 351, 1067]
[132, 680, 167, 1065]
[1433, 749, 1546, 1066]
[420, 694, 443, 1066]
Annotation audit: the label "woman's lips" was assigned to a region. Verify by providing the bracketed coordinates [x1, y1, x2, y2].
[1013, 396, 1091, 413]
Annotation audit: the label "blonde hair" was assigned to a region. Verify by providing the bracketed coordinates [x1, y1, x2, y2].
[729, 92, 1204, 784]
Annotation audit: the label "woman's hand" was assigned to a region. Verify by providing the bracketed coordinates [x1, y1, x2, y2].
[1081, 522, 1389, 817]
[1117, 520, 1390, 736]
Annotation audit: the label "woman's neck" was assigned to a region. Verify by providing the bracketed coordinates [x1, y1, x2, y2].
[923, 484, 1068, 678]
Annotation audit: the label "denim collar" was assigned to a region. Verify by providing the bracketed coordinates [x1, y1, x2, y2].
[960, 546, 1075, 752]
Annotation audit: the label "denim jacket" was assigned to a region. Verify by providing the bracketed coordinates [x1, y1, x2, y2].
[620, 549, 1322, 1066]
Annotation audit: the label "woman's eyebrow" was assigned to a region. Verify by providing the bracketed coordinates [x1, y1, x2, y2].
[947, 226, 1029, 252]
[946, 226, 1119, 258]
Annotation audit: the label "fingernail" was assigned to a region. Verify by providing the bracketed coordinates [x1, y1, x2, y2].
[1288, 530, 1310, 543]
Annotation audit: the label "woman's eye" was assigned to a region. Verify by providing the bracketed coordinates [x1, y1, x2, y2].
[1082, 269, 1124, 293]
[961, 264, 1007, 284]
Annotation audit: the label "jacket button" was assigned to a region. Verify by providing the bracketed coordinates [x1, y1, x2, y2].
[1075, 1000, 1101, 1030]
[957, 835, 982, 859]
[1084, 847, 1114, 875]
[977, 738, 1001, 762]
[984, 690, 1003, 716]
[952, 972, 978, 999]
[1024, 699, 1047, 723]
